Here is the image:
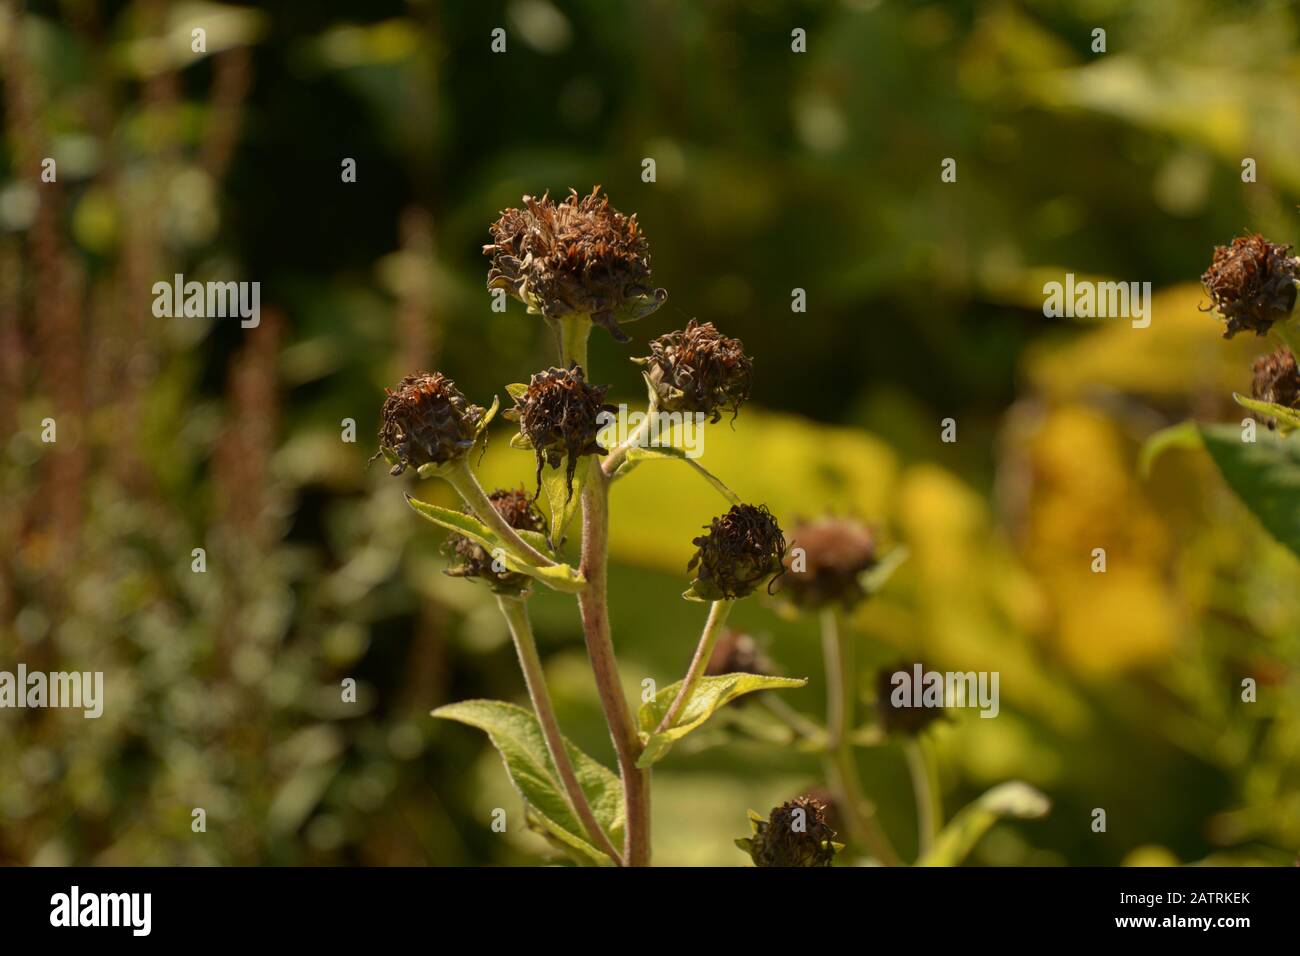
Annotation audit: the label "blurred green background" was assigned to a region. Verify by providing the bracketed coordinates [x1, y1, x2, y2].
[1, 0, 1298, 865]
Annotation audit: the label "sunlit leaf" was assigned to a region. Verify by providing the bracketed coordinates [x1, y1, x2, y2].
[1197, 424, 1300, 558]
[917, 781, 1050, 867]
[432, 700, 623, 866]
[636, 673, 807, 768]
[1232, 392, 1300, 433]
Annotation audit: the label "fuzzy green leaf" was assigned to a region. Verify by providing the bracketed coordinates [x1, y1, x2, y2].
[540, 458, 588, 547]
[917, 781, 1050, 867]
[636, 673, 808, 768]
[506, 383, 529, 400]
[860, 545, 910, 596]
[432, 700, 624, 866]
[1197, 424, 1300, 558]
[1232, 392, 1300, 432]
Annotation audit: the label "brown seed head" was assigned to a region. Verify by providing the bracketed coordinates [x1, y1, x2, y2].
[778, 517, 878, 610]
[1250, 347, 1300, 429]
[633, 320, 753, 423]
[742, 796, 838, 868]
[876, 662, 946, 736]
[1201, 233, 1300, 338]
[444, 488, 546, 594]
[377, 372, 483, 475]
[687, 503, 786, 600]
[484, 186, 666, 341]
[506, 365, 613, 501]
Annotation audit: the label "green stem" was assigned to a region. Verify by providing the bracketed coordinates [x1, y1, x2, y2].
[654, 599, 734, 734]
[601, 398, 657, 478]
[760, 695, 826, 742]
[556, 314, 592, 372]
[496, 595, 624, 866]
[575, 456, 651, 865]
[904, 735, 942, 860]
[445, 459, 555, 568]
[820, 608, 901, 866]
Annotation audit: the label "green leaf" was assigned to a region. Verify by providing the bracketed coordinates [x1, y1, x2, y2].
[405, 495, 586, 593]
[1138, 420, 1201, 478]
[619, 445, 742, 505]
[1197, 424, 1300, 558]
[636, 673, 808, 768]
[432, 700, 624, 866]
[506, 383, 529, 401]
[1232, 392, 1300, 432]
[540, 458, 588, 547]
[917, 781, 1050, 867]
[510, 432, 533, 450]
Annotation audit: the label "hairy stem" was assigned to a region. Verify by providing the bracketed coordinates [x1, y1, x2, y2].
[576, 456, 651, 865]
[601, 397, 657, 478]
[904, 735, 942, 860]
[821, 608, 901, 866]
[556, 314, 591, 371]
[496, 595, 624, 865]
[445, 459, 556, 568]
[655, 599, 734, 734]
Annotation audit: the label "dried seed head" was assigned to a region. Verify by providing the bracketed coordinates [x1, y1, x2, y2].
[443, 488, 546, 594]
[777, 517, 877, 610]
[633, 320, 753, 423]
[377, 372, 483, 475]
[1201, 233, 1300, 338]
[506, 365, 613, 501]
[484, 186, 666, 341]
[875, 662, 946, 736]
[739, 796, 838, 868]
[687, 503, 786, 600]
[705, 630, 773, 677]
[1250, 347, 1300, 429]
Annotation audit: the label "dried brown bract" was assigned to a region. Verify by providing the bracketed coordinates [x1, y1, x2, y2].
[778, 517, 878, 610]
[687, 503, 786, 600]
[1250, 347, 1300, 429]
[505, 365, 614, 501]
[1201, 233, 1300, 338]
[484, 186, 666, 341]
[737, 796, 839, 867]
[377, 372, 483, 475]
[633, 320, 753, 423]
[444, 488, 546, 594]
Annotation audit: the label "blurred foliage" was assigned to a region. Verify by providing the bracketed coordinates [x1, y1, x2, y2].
[1, 0, 1297, 866]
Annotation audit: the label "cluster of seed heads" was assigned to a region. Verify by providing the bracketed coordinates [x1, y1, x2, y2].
[687, 503, 787, 600]
[738, 795, 839, 868]
[443, 489, 546, 595]
[505, 364, 614, 503]
[1200, 233, 1300, 339]
[634, 319, 753, 423]
[376, 372, 483, 475]
[778, 516, 878, 610]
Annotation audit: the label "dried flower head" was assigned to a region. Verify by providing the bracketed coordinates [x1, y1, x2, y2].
[505, 365, 614, 501]
[633, 320, 753, 423]
[705, 630, 773, 677]
[484, 186, 666, 341]
[876, 662, 946, 736]
[686, 503, 786, 600]
[376, 372, 484, 475]
[1201, 233, 1300, 338]
[777, 517, 877, 610]
[1250, 347, 1300, 429]
[444, 488, 546, 594]
[736, 795, 839, 868]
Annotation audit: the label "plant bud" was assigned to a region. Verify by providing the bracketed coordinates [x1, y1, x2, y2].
[633, 320, 753, 422]
[484, 187, 666, 341]
[875, 661, 946, 736]
[377, 372, 484, 475]
[444, 488, 546, 595]
[1250, 347, 1300, 429]
[686, 503, 786, 600]
[777, 516, 877, 610]
[505, 365, 613, 501]
[1201, 233, 1300, 338]
[736, 795, 839, 867]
